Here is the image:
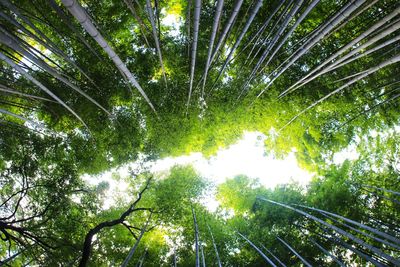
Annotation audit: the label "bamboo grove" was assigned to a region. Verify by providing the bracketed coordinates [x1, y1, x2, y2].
[0, 0, 399, 266]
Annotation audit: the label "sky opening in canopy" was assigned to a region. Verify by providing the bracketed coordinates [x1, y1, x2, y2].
[83, 131, 359, 210]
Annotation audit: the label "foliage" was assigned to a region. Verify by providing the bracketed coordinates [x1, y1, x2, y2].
[1, 0, 399, 266]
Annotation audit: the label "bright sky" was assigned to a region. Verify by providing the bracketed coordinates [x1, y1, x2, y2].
[161, 10, 182, 38]
[78, 128, 399, 211]
[82, 132, 317, 209]
[150, 132, 313, 188]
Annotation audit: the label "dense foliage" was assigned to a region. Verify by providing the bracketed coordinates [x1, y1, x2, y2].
[1, 0, 399, 266]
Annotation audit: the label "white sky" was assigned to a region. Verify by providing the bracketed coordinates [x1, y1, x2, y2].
[150, 132, 313, 188]
[79, 124, 399, 212]
[82, 131, 317, 209]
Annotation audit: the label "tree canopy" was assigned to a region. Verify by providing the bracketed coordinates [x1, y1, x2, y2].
[0, 0, 399, 266]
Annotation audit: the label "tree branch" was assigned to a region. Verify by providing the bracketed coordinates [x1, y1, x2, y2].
[78, 177, 152, 267]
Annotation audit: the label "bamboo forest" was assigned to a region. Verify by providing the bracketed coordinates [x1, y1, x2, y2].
[1, 0, 400, 266]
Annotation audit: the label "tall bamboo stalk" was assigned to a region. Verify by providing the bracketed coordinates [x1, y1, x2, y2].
[186, 0, 201, 112]
[61, 0, 157, 114]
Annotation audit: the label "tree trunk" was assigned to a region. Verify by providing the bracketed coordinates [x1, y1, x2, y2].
[124, 0, 152, 48]
[242, 0, 305, 93]
[281, 53, 400, 130]
[263, 0, 320, 68]
[309, 238, 345, 267]
[0, 9, 96, 86]
[276, 236, 312, 267]
[0, 52, 87, 128]
[0, 30, 111, 116]
[145, 0, 167, 87]
[256, 0, 366, 99]
[136, 248, 147, 267]
[258, 197, 400, 265]
[284, 19, 400, 96]
[186, 0, 201, 111]
[201, 0, 224, 98]
[61, 0, 157, 114]
[260, 244, 286, 267]
[77, 179, 151, 267]
[286, 6, 400, 94]
[121, 212, 153, 267]
[209, 0, 244, 66]
[323, 212, 400, 251]
[48, 0, 102, 60]
[192, 207, 200, 267]
[200, 240, 206, 267]
[0, 84, 55, 103]
[0, 108, 37, 127]
[361, 184, 400, 196]
[207, 224, 222, 267]
[323, 229, 386, 267]
[237, 232, 277, 266]
[211, 0, 263, 89]
[296, 202, 400, 244]
[242, 1, 285, 66]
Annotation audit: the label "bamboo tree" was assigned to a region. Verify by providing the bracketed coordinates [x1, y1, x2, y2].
[295, 203, 400, 245]
[48, 0, 102, 60]
[321, 228, 386, 267]
[302, 223, 386, 266]
[0, 107, 37, 127]
[201, 0, 224, 98]
[362, 184, 400, 196]
[60, 0, 157, 114]
[200, 240, 206, 267]
[260, 244, 286, 267]
[0, 1, 97, 86]
[276, 237, 312, 267]
[192, 207, 200, 267]
[255, 0, 367, 99]
[258, 197, 400, 265]
[360, 186, 400, 206]
[331, 0, 380, 34]
[207, 224, 222, 267]
[2, 0, 64, 55]
[0, 84, 55, 103]
[186, 0, 192, 58]
[321, 212, 400, 250]
[145, 0, 167, 87]
[154, 0, 161, 40]
[124, 0, 151, 48]
[242, 1, 285, 66]
[209, 0, 244, 66]
[186, 0, 201, 111]
[319, 31, 400, 79]
[0, 99, 38, 111]
[211, 0, 263, 90]
[284, 6, 400, 95]
[173, 247, 177, 267]
[0, 30, 111, 116]
[121, 212, 153, 267]
[309, 238, 346, 267]
[368, 217, 400, 235]
[237, 232, 277, 266]
[281, 53, 400, 130]
[9, 25, 67, 71]
[0, 51, 87, 128]
[136, 248, 147, 267]
[252, 0, 357, 85]
[245, 1, 293, 68]
[242, 0, 305, 92]
[263, 0, 320, 67]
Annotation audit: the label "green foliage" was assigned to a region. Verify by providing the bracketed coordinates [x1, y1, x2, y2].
[1, 0, 400, 265]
